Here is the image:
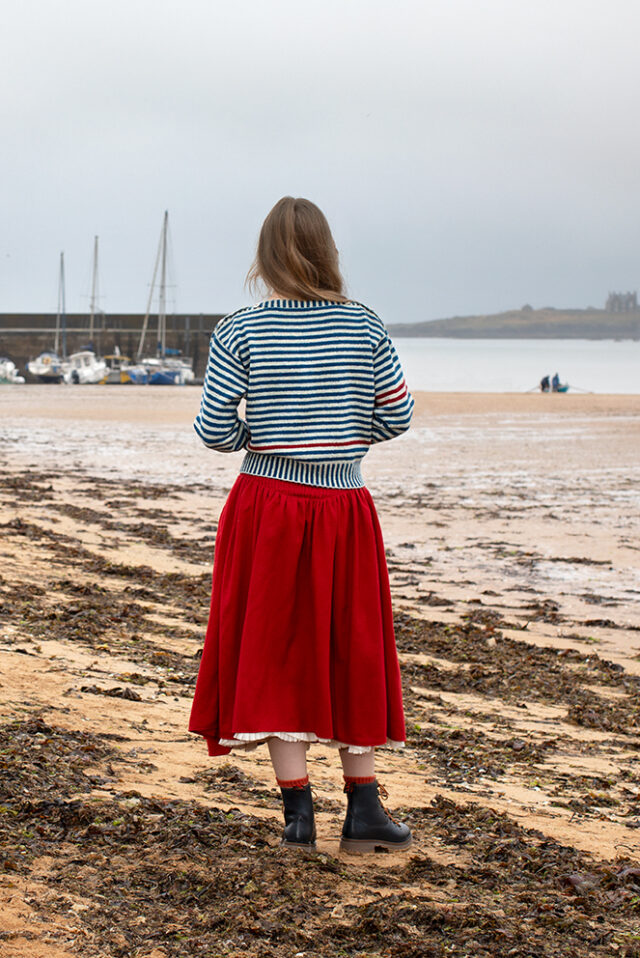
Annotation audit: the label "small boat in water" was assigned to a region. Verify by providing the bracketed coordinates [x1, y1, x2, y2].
[0, 358, 25, 384]
[63, 350, 108, 384]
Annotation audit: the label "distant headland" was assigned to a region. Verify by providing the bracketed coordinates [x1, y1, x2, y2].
[388, 298, 640, 340]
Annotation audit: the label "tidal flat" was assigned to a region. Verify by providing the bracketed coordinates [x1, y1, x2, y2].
[0, 387, 639, 957]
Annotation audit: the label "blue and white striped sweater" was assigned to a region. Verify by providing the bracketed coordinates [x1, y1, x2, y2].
[194, 299, 414, 488]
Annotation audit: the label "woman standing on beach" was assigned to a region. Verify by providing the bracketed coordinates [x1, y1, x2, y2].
[189, 196, 414, 852]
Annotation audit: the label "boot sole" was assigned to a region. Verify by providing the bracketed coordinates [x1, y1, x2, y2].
[339, 835, 413, 854]
[281, 839, 317, 850]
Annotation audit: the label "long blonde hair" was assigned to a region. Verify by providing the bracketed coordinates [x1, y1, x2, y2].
[247, 197, 347, 302]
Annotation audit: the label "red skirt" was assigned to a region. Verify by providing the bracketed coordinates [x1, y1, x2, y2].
[188, 474, 405, 756]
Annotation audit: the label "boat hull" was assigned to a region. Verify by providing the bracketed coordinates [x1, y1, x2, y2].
[148, 369, 181, 385]
[125, 357, 195, 385]
[27, 353, 65, 383]
[63, 351, 108, 384]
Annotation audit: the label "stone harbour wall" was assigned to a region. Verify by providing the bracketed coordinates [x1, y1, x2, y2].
[0, 313, 224, 380]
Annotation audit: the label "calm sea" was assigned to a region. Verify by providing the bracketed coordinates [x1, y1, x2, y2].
[392, 338, 640, 394]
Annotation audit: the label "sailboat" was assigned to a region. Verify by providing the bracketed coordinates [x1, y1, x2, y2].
[63, 236, 107, 384]
[126, 211, 194, 385]
[27, 253, 67, 383]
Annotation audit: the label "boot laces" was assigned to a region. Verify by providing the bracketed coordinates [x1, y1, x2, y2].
[342, 781, 399, 824]
[377, 783, 400, 824]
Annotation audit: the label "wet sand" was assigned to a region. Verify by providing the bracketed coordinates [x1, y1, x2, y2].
[1, 387, 639, 957]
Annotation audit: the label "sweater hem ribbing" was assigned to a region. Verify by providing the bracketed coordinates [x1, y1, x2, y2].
[240, 451, 364, 489]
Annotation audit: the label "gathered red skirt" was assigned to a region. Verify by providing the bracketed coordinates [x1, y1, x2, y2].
[188, 473, 405, 756]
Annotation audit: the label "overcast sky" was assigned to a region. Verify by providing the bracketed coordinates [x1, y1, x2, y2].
[2, 0, 639, 324]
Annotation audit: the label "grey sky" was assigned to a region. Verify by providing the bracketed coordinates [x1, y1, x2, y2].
[2, 0, 639, 324]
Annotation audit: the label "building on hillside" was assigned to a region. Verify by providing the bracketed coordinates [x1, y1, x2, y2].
[606, 291, 638, 312]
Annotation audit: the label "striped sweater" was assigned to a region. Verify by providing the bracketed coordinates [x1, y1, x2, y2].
[194, 299, 414, 488]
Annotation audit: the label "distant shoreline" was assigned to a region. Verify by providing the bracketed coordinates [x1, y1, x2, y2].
[388, 306, 640, 339]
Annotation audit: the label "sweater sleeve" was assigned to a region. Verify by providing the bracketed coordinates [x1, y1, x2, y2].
[371, 332, 414, 444]
[194, 333, 250, 452]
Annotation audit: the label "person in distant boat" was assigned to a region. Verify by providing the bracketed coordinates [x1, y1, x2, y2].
[540, 375, 550, 393]
[188, 196, 413, 854]
[552, 372, 560, 392]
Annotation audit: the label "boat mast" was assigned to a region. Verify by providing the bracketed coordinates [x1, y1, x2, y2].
[89, 236, 99, 344]
[61, 252, 67, 359]
[136, 213, 165, 361]
[56, 252, 67, 359]
[54, 255, 61, 356]
[158, 211, 168, 358]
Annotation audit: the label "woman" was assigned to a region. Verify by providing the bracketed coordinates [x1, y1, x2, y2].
[189, 196, 414, 853]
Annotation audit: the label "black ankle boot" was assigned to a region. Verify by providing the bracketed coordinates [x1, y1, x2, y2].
[340, 781, 412, 853]
[280, 783, 316, 849]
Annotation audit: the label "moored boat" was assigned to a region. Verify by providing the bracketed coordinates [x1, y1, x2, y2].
[27, 351, 65, 383]
[0, 358, 26, 384]
[27, 253, 67, 383]
[100, 350, 133, 384]
[63, 350, 108, 384]
[134, 211, 194, 385]
[120, 362, 149, 385]
[145, 356, 194, 385]
[118, 356, 194, 385]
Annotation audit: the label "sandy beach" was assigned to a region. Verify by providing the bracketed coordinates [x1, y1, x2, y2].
[1, 386, 639, 957]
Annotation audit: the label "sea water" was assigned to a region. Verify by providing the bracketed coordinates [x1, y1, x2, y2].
[392, 338, 640, 393]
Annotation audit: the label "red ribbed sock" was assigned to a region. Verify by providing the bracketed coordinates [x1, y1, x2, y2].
[344, 775, 376, 786]
[277, 776, 309, 789]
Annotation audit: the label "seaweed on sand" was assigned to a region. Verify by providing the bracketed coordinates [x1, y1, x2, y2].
[1, 716, 640, 957]
[396, 612, 640, 730]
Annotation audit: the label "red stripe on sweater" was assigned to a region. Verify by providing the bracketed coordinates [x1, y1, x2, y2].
[376, 384, 408, 407]
[376, 380, 407, 401]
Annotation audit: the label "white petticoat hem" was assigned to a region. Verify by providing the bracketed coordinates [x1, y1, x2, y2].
[217, 732, 405, 754]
